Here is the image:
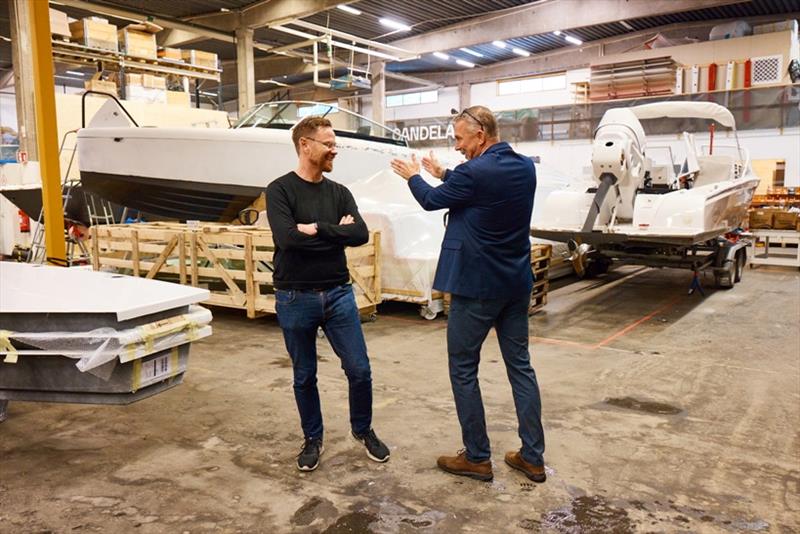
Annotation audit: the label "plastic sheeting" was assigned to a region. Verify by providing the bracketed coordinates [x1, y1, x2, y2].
[0, 305, 212, 376]
[345, 161, 577, 305]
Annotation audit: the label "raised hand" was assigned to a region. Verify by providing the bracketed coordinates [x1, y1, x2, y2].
[390, 153, 421, 181]
[422, 150, 445, 180]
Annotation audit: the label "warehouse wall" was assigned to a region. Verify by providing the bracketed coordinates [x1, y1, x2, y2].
[470, 68, 590, 111]
[505, 128, 800, 187]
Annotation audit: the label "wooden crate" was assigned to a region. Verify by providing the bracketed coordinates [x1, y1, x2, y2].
[118, 28, 157, 59]
[441, 243, 552, 316]
[91, 222, 382, 319]
[529, 244, 551, 314]
[69, 18, 118, 52]
[181, 49, 218, 69]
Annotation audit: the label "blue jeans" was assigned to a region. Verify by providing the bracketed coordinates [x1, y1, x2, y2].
[447, 293, 545, 465]
[275, 284, 372, 439]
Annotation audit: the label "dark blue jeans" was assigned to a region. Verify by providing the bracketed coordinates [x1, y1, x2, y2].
[275, 284, 372, 439]
[447, 293, 545, 466]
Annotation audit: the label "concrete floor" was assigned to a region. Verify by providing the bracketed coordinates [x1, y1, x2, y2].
[1, 265, 798, 533]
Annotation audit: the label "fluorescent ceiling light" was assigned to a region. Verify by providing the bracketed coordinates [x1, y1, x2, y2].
[337, 4, 362, 15]
[433, 52, 449, 60]
[456, 59, 475, 68]
[459, 47, 484, 58]
[200, 91, 217, 97]
[65, 70, 84, 76]
[220, 7, 229, 12]
[511, 47, 530, 57]
[620, 20, 634, 31]
[553, 30, 562, 36]
[492, 40, 507, 49]
[379, 18, 411, 32]
[564, 35, 582, 45]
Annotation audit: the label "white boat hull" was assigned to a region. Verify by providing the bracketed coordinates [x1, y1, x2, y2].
[532, 176, 759, 247]
[78, 127, 413, 221]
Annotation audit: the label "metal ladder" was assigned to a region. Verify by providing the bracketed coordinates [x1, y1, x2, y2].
[27, 129, 115, 265]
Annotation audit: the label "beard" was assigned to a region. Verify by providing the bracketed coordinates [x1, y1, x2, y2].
[312, 152, 335, 172]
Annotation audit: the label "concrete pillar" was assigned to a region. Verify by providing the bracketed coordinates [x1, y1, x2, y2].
[9, 0, 38, 159]
[458, 81, 470, 111]
[369, 61, 385, 126]
[235, 27, 255, 117]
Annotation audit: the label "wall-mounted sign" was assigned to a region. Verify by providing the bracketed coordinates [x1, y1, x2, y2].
[392, 123, 455, 143]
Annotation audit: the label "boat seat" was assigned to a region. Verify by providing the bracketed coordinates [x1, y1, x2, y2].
[648, 163, 676, 186]
[694, 155, 735, 187]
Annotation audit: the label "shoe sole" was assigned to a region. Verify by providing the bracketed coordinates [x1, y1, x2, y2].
[351, 434, 390, 463]
[504, 458, 546, 483]
[438, 464, 493, 482]
[297, 444, 324, 472]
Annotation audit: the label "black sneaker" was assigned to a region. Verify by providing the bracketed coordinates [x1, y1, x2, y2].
[352, 429, 390, 463]
[297, 437, 324, 471]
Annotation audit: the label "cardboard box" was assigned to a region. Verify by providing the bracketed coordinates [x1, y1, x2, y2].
[142, 74, 167, 89]
[50, 8, 71, 38]
[748, 209, 774, 229]
[119, 28, 157, 59]
[166, 90, 190, 107]
[773, 211, 799, 230]
[124, 73, 143, 87]
[181, 49, 218, 69]
[70, 18, 118, 52]
[84, 79, 117, 96]
[158, 47, 183, 61]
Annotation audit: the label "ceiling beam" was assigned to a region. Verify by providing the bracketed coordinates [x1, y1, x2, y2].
[392, 11, 799, 88]
[156, 29, 208, 48]
[193, 0, 353, 32]
[389, 0, 749, 56]
[53, 0, 234, 42]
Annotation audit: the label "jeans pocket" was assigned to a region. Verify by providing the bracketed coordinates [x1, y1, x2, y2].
[275, 289, 296, 305]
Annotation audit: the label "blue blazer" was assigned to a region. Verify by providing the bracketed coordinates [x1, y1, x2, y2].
[408, 142, 536, 299]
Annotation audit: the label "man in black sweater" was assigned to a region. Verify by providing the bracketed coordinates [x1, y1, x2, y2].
[266, 116, 390, 472]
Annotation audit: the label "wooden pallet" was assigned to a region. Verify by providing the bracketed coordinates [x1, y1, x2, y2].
[441, 244, 552, 316]
[91, 222, 381, 319]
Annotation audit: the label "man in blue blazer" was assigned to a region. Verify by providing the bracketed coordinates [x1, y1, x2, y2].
[391, 106, 546, 483]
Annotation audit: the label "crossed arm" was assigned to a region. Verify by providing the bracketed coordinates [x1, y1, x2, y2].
[266, 185, 368, 251]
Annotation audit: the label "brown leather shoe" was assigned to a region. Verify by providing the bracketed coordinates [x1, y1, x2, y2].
[505, 451, 546, 483]
[437, 450, 493, 481]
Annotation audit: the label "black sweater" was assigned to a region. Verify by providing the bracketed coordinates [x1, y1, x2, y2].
[266, 171, 369, 290]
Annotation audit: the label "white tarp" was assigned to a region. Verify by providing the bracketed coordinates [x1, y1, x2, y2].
[345, 161, 575, 305]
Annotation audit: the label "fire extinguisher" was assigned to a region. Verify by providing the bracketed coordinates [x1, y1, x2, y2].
[18, 210, 30, 233]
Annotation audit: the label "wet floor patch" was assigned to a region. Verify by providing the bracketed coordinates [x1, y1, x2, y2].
[322, 511, 378, 533]
[292, 496, 338, 527]
[604, 396, 683, 415]
[538, 495, 635, 533]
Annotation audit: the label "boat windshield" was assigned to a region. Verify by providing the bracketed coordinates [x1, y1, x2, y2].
[233, 101, 407, 147]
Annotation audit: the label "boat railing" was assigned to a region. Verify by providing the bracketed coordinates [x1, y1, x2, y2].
[81, 91, 140, 129]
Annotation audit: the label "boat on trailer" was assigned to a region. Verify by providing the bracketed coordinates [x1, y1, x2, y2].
[531, 101, 760, 287]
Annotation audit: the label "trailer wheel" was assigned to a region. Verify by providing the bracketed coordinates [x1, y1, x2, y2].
[715, 259, 736, 289]
[734, 249, 745, 283]
[584, 256, 611, 278]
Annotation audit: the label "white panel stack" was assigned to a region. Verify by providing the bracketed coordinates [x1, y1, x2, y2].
[0, 263, 211, 405]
